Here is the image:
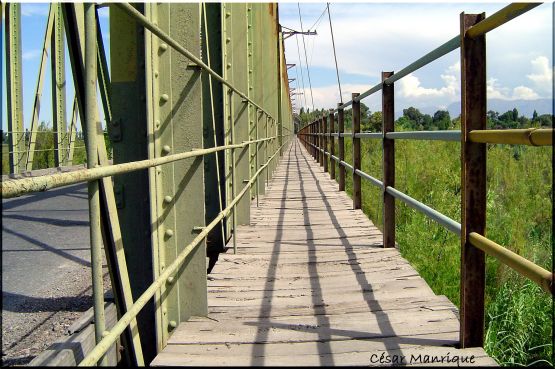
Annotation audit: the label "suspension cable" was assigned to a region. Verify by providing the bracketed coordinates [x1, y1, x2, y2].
[327, 3, 343, 103]
[294, 34, 308, 110]
[298, 3, 315, 112]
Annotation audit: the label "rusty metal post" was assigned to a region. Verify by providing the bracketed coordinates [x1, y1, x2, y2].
[329, 109, 335, 180]
[318, 116, 326, 167]
[352, 93, 361, 209]
[323, 114, 328, 173]
[460, 12, 487, 348]
[382, 72, 395, 248]
[338, 103, 345, 191]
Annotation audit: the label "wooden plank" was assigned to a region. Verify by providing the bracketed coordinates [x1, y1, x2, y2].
[152, 140, 494, 366]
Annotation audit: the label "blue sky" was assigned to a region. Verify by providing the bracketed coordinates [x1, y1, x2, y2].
[1, 3, 552, 132]
[281, 2, 552, 115]
[1, 4, 110, 132]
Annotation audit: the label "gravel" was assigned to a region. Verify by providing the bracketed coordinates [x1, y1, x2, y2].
[1, 268, 111, 366]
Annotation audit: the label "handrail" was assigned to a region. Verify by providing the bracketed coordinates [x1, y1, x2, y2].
[465, 3, 542, 38]
[1, 137, 276, 199]
[468, 128, 552, 146]
[78, 141, 288, 366]
[468, 232, 553, 294]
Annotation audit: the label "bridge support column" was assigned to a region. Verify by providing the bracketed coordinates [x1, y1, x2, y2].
[352, 93, 361, 209]
[460, 12, 487, 348]
[338, 104, 345, 191]
[382, 72, 395, 248]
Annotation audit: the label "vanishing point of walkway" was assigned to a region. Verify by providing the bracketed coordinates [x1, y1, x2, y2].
[152, 139, 495, 366]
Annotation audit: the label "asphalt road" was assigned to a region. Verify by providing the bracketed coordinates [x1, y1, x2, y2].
[1, 183, 107, 365]
[2, 183, 91, 302]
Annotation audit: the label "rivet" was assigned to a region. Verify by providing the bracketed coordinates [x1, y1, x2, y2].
[159, 43, 168, 51]
[225, 11, 231, 17]
[162, 145, 171, 154]
[102, 331, 110, 337]
[248, 25, 252, 29]
[163, 309, 167, 315]
[163, 195, 173, 204]
[153, 21, 158, 26]
[226, 37, 231, 43]
[156, 119, 160, 128]
[169, 321, 177, 329]
[160, 94, 169, 103]
[154, 70, 159, 78]
[157, 168, 162, 174]
[165, 229, 174, 238]
[227, 63, 232, 69]
[161, 263, 165, 270]
[167, 276, 175, 284]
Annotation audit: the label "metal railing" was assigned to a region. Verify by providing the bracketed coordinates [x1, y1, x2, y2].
[297, 2, 553, 351]
[2, 2, 293, 366]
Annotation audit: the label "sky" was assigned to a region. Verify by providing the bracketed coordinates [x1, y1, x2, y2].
[1, 2, 553, 132]
[280, 2, 553, 116]
[1, 4, 110, 132]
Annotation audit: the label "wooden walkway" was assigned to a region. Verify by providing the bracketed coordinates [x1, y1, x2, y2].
[152, 140, 495, 366]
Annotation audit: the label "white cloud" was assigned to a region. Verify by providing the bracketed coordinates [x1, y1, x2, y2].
[512, 86, 540, 100]
[21, 4, 49, 17]
[399, 62, 460, 101]
[22, 49, 41, 61]
[487, 78, 540, 101]
[526, 56, 552, 95]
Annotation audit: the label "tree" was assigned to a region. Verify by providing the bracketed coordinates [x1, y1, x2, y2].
[432, 110, 451, 130]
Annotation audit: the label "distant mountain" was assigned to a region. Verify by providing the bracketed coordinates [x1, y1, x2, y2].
[447, 98, 552, 118]
[394, 98, 552, 119]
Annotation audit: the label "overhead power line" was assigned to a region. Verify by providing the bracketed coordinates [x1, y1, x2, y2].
[327, 3, 343, 103]
[298, 3, 315, 112]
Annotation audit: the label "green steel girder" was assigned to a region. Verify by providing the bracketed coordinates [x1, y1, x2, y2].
[5, 3, 25, 174]
[144, 2, 207, 349]
[52, 3, 67, 167]
[201, 3, 227, 269]
[26, 4, 54, 171]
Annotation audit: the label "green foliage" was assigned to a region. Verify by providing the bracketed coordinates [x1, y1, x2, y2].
[331, 112, 552, 366]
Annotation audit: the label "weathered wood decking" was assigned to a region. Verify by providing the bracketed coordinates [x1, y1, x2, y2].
[152, 140, 495, 366]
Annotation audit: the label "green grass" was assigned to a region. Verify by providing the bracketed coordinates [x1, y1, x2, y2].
[330, 129, 552, 366]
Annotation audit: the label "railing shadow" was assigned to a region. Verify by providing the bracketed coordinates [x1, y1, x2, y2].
[249, 142, 293, 365]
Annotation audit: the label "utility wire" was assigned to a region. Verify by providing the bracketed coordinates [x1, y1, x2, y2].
[298, 3, 315, 112]
[294, 34, 308, 109]
[327, 3, 343, 103]
[308, 5, 328, 31]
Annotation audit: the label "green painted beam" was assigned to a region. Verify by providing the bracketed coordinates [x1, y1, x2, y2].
[5, 4, 26, 174]
[52, 3, 66, 167]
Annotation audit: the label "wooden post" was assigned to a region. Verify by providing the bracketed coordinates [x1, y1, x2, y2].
[338, 103, 345, 191]
[329, 109, 335, 180]
[323, 114, 328, 173]
[460, 12, 487, 349]
[315, 121, 320, 163]
[382, 72, 395, 248]
[319, 116, 324, 167]
[352, 92, 361, 209]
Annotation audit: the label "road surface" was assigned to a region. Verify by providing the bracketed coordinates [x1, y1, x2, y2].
[2, 183, 109, 365]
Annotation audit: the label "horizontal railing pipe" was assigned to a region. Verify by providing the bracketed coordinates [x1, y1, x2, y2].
[1, 137, 276, 198]
[468, 128, 552, 146]
[384, 36, 460, 85]
[355, 132, 382, 139]
[78, 141, 287, 366]
[386, 186, 462, 235]
[466, 3, 542, 38]
[355, 169, 384, 189]
[468, 232, 553, 295]
[386, 130, 461, 141]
